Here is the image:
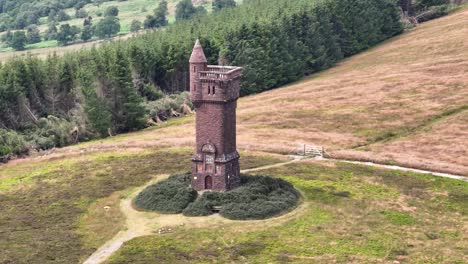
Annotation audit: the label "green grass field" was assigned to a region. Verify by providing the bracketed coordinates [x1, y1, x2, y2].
[107, 161, 467, 263]
[36, 0, 180, 40]
[0, 0, 244, 53]
[0, 142, 466, 263]
[0, 0, 214, 53]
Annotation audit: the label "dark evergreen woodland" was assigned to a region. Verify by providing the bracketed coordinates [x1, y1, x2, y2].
[0, 0, 403, 159]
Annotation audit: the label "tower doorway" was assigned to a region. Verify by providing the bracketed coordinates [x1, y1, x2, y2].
[205, 176, 213, 190]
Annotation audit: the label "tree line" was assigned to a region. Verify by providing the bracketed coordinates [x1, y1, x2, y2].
[0, 0, 404, 160]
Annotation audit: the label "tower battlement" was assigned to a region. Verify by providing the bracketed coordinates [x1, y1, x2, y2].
[199, 65, 242, 80]
[189, 40, 242, 192]
[191, 65, 242, 103]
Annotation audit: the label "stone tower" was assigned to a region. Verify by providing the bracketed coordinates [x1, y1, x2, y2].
[189, 40, 242, 192]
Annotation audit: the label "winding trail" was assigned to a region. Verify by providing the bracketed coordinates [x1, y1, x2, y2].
[241, 158, 303, 173]
[83, 170, 308, 264]
[83, 175, 235, 264]
[321, 158, 468, 182]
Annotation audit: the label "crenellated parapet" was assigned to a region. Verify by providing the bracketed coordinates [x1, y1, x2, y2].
[191, 64, 242, 104]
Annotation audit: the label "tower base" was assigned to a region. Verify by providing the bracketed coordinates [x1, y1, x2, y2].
[191, 156, 240, 192]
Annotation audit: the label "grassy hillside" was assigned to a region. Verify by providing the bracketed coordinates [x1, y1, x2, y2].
[236, 7, 468, 174]
[0, 6, 466, 264]
[39, 6, 467, 175]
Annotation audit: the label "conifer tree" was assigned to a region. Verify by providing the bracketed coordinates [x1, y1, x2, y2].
[111, 49, 146, 132]
[77, 65, 112, 137]
[58, 60, 76, 114]
[44, 54, 61, 115]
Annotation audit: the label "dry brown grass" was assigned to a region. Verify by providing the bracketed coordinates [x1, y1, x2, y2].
[365, 111, 468, 175]
[236, 7, 468, 152]
[236, 8, 468, 174]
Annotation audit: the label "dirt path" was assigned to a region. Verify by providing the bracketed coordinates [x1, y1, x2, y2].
[241, 158, 303, 173]
[322, 158, 468, 182]
[83, 171, 308, 264]
[82, 174, 234, 264]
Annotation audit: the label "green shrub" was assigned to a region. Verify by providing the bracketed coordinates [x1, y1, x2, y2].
[134, 173, 197, 214]
[183, 175, 301, 220]
[0, 129, 29, 160]
[182, 200, 212, 216]
[135, 174, 300, 219]
[145, 92, 192, 120]
[416, 5, 449, 22]
[23, 116, 75, 150]
[416, 0, 449, 9]
[139, 83, 164, 101]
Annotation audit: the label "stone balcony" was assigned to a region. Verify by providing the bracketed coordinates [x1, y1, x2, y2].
[199, 65, 242, 81]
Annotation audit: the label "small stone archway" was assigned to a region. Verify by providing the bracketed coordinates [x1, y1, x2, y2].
[205, 175, 213, 190]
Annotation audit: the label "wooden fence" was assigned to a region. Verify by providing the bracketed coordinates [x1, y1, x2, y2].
[296, 144, 326, 158]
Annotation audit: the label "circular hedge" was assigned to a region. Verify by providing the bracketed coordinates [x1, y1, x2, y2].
[134, 173, 197, 214]
[134, 174, 300, 220]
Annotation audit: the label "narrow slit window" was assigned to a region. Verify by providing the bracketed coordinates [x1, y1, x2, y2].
[213, 86, 216, 94]
[208, 86, 211, 94]
[193, 66, 196, 72]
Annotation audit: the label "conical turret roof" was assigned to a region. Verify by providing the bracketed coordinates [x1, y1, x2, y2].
[189, 39, 207, 63]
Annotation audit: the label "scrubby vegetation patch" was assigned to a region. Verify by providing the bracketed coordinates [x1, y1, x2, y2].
[0, 129, 29, 162]
[134, 173, 197, 214]
[134, 174, 301, 220]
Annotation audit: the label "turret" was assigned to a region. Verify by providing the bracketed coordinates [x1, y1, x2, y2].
[189, 39, 207, 102]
